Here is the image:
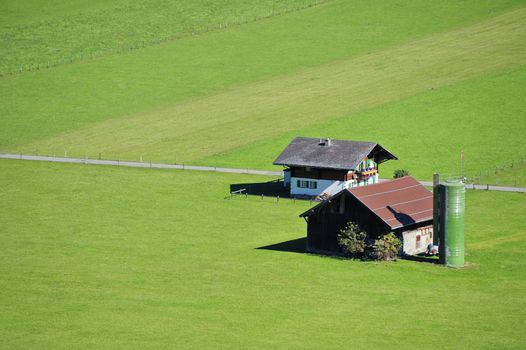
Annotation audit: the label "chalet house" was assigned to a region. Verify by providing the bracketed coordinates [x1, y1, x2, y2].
[299, 176, 433, 256]
[273, 137, 397, 198]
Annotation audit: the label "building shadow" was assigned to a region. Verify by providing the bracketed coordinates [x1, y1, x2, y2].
[258, 237, 441, 264]
[230, 179, 291, 198]
[401, 254, 439, 264]
[257, 237, 307, 254]
[386, 205, 416, 226]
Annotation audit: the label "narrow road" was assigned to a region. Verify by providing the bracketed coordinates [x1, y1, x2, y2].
[1, 153, 524, 193]
[0, 153, 282, 176]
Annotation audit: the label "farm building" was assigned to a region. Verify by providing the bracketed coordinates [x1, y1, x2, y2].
[299, 176, 434, 256]
[274, 137, 397, 197]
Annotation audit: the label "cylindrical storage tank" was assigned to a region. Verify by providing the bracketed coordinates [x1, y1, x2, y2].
[445, 179, 465, 267]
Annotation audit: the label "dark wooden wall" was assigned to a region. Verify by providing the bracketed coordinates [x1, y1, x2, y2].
[306, 192, 391, 253]
[291, 167, 347, 181]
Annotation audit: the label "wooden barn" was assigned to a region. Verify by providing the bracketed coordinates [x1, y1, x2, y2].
[273, 137, 397, 198]
[299, 176, 434, 256]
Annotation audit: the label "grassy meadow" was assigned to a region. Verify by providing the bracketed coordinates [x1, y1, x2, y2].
[0, 0, 324, 73]
[1, 160, 525, 349]
[1, 0, 526, 348]
[204, 64, 526, 181]
[1, 0, 525, 182]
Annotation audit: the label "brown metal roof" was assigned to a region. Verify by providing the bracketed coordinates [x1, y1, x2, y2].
[348, 176, 433, 229]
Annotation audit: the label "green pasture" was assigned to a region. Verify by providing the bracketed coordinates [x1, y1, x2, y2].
[205, 64, 526, 181]
[1, 160, 525, 349]
[1, 1, 526, 347]
[0, 0, 323, 73]
[1, 1, 525, 182]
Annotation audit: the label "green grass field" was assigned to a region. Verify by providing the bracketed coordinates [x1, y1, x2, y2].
[1, 0, 525, 181]
[1, 0, 526, 348]
[1, 160, 525, 349]
[204, 65, 526, 180]
[0, 0, 324, 73]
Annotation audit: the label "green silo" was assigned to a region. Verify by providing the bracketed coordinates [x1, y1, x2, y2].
[445, 179, 465, 267]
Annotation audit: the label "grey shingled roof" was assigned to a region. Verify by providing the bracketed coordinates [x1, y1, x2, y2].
[273, 137, 397, 170]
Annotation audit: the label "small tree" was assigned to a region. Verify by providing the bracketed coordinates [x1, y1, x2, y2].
[393, 169, 410, 178]
[338, 222, 366, 259]
[370, 232, 402, 261]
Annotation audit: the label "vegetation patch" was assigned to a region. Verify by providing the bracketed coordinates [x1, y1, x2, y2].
[0, 0, 326, 74]
[1, 160, 525, 348]
[338, 223, 401, 261]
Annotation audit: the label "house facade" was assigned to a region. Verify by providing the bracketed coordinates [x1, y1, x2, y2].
[299, 176, 434, 256]
[274, 137, 397, 198]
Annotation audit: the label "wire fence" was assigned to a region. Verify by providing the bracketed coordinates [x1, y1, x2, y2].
[228, 189, 317, 206]
[464, 155, 526, 188]
[1, 150, 525, 192]
[0, 0, 330, 78]
[0, 151, 282, 176]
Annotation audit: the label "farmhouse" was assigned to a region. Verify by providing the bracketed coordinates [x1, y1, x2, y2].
[274, 137, 397, 197]
[299, 176, 434, 256]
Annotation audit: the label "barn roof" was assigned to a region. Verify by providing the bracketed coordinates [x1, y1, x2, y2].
[300, 176, 433, 230]
[273, 137, 397, 171]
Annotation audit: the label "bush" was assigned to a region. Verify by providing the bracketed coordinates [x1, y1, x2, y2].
[369, 232, 402, 261]
[339, 222, 402, 261]
[393, 169, 410, 178]
[338, 222, 366, 259]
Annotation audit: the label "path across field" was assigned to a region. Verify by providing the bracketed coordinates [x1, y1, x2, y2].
[1, 153, 524, 193]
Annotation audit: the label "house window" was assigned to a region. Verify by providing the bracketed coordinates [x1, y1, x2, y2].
[297, 180, 317, 189]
